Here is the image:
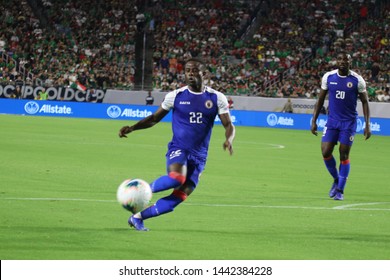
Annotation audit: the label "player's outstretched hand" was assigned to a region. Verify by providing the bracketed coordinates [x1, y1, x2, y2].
[223, 140, 233, 155]
[119, 126, 132, 138]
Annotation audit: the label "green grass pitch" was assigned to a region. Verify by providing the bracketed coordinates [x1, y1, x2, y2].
[0, 114, 389, 260]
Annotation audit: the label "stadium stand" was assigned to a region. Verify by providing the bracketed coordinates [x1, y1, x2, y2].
[1, 0, 388, 101]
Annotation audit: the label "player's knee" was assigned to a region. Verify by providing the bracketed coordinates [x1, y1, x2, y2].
[172, 189, 188, 201]
[169, 171, 186, 185]
[322, 150, 333, 158]
[323, 155, 333, 161]
[340, 151, 350, 161]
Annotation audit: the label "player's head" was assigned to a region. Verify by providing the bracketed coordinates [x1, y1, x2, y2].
[336, 51, 352, 74]
[185, 58, 207, 91]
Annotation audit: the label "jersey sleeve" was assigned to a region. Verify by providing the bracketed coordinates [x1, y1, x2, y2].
[357, 75, 367, 93]
[161, 90, 177, 111]
[321, 72, 330, 90]
[216, 91, 229, 115]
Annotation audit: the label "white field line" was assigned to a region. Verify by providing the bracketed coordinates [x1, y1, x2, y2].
[235, 141, 285, 149]
[2, 197, 390, 211]
[187, 202, 390, 211]
[332, 202, 390, 210]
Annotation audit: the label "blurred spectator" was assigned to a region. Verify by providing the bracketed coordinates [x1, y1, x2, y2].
[13, 85, 22, 99]
[145, 91, 154, 105]
[136, 12, 146, 32]
[39, 88, 48, 100]
[281, 98, 293, 113]
[86, 89, 97, 103]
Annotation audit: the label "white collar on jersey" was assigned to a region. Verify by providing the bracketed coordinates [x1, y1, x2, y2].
[337, 69, 351, 78]
[187, 85, 206, 95]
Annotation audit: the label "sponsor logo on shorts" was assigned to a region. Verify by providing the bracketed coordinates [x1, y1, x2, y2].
[169, 150, 182, 160]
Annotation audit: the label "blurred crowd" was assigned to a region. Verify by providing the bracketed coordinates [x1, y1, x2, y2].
[1, 0, 389, 102]
[1, 0, 139, 90]
[150, 0, 389, 102]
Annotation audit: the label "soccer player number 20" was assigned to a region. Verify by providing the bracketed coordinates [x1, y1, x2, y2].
[335, 90, 345, 99]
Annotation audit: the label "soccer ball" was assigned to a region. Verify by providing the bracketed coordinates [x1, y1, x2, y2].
[116, 178, 152, 213]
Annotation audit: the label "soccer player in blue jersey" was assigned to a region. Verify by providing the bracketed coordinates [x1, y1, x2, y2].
[311, 51, 371, 200]
[118, 58, 235, 230]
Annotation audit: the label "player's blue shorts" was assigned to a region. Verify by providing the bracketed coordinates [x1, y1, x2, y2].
[165, 146, 206, 188]
[322, 117, 357, 146]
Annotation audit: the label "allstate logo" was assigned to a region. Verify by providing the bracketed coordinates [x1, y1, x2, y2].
[24, 101, 40, 114]
[267, 114, 278, 126]
[107, 106, 122, 118]
[356, 118, 363, 132]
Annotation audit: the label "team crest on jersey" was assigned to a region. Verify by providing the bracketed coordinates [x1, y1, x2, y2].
[205, 100, 213, 109]
[347, 82, 353, 88]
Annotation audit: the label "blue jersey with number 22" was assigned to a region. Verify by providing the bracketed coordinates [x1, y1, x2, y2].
[161, 86, 229, 157]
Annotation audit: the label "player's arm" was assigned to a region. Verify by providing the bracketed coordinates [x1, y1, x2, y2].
[358, 91, 371, 140]
[219, 112, 235, 155]
[119, 106, 169, 138]
[311, 88, 327, 136]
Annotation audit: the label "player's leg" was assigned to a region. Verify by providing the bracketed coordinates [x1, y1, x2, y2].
[129, 161, 187, 231]
[321, 142, 338, 178]
[149, 149, 188, 193]
[129, 156, 204, 231]
[333, 137, 354, 201]
[129, 184, 193, 231]
[321, 124, 339, 197]
[322, 142, 339, 197]
[333, 121, 356, 200]
[150, 163, 187, 192]
[335, 143, 351, 199]
[139, 184, 193, 219]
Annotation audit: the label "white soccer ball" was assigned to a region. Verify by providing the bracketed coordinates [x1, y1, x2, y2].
[116, 178, 152, 214]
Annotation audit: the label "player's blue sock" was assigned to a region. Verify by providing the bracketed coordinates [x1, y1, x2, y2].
[140, 190, 187, 220]
[338, 159, 350, 192]
[150, 172, 186, 193]
[324, 155, 338, 180]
